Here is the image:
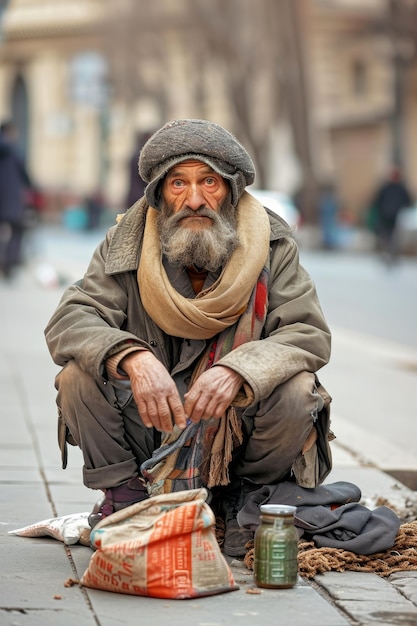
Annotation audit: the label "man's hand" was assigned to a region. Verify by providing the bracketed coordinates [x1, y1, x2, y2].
[184, 365, 244, 423]
[121, 351, 186, 432]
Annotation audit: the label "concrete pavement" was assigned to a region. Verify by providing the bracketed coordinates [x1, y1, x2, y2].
[1, 224, 417, 626]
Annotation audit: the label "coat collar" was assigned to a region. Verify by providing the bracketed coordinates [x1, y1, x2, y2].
[105, 198, 148, 274]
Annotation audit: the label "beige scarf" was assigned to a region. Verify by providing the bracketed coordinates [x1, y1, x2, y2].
[137, 191, 271, 339]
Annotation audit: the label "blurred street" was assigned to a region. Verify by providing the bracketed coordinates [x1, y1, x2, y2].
[299, 243, 417, 483]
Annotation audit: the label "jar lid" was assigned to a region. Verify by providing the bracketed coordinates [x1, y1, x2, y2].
[260, 504, 296, 516]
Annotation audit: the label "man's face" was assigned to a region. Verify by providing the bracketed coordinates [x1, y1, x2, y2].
[161, 160, 229, 228]
[157, 160, 238, 271]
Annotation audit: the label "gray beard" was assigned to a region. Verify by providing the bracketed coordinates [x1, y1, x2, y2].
[156, 196, 239, 271]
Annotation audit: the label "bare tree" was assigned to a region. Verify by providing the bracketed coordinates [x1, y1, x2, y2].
[368, 0, 417, 168]
[188, 0, 284, 187]
[188, 0, 315, 212]
[100, 0, 315, 212]
[386, 0, 417, 168]
[99, 0, 176, 118]
[275, 0, 317, 219]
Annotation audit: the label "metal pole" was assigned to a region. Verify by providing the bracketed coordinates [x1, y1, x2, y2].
[0, 0, 10, 42]
[389, 0, 405, 168]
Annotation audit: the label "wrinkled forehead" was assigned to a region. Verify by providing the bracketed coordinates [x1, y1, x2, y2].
[165, 159, 220, 177]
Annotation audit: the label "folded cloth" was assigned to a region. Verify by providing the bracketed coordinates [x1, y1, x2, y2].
[295, 502, 401, 554]
[237, 481, 401, 556]
[238, 481, 362, 529]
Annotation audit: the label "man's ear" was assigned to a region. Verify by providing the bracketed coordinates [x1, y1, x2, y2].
[155, 182, 163, 207]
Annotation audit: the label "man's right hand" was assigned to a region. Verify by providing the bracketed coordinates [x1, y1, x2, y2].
[120, 351, 186, 432]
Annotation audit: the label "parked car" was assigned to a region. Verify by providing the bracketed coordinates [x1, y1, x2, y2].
[397, 204, 417, 255]
[248, 189, 302, 233]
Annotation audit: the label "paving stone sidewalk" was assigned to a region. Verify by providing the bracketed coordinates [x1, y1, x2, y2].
[1, 227, 417, 626]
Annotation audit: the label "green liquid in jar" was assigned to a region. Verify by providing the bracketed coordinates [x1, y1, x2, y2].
[254, 504, 298, 589]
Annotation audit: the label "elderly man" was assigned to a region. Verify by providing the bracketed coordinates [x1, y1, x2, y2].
[45, 119, 332, 557]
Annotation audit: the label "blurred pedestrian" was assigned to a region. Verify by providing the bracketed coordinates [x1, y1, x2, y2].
[371, 166, 412, 264]
[318, 183, 339, 250]
[85, 189, 105, 230]
[0, 120, 33, 278]
[124, 130, 153, 210]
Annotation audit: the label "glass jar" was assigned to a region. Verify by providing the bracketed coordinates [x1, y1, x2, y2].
[254, 504, 298, 589]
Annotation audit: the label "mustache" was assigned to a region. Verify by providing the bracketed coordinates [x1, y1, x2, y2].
[168, 206, 216, 226]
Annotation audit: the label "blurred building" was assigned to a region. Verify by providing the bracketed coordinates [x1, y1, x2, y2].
[0, 0, 235, 215]
[304, 0, 417, 218]
[0, 0, 416, 221]
[0, 0, 105, 214]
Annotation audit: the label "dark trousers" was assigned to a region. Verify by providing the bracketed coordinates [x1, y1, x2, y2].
[0, 220, 24, 274]
[56, 361, 327, 491]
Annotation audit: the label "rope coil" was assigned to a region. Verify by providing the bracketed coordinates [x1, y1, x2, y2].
[242, 521, 417, 578]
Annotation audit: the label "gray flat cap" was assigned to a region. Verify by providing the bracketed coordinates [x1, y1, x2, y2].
[138, 119, 255, 208]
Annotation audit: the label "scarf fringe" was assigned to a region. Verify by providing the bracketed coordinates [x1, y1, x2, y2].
[207, 407, 243, 488]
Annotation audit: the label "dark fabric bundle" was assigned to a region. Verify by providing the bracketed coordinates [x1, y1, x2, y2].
[237, 481, 401, 555]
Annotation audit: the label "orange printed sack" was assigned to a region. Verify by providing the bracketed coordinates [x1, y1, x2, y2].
[81, 488, 238, 599]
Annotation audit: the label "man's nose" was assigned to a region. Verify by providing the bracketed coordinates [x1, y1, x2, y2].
[186, 184, 205, 210]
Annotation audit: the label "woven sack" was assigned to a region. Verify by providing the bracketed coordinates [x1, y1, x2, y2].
[81, 488, 238, 599]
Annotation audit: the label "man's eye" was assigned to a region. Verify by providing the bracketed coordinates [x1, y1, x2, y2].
[173, 180, 183, 187]
[205, 177, 215, 185]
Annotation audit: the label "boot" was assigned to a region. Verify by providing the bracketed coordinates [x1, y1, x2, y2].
[88, 476, 148, 528]
[221, 480, 254, 557]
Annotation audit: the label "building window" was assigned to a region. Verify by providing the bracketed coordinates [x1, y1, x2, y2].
[12, 74, 29, 163]
[352, 59, 368, 97]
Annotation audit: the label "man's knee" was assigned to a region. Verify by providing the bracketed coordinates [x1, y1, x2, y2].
[55, 363, 84, 468]
[55, 361, 100, 439]
[278, 370, 318, 404]
[257, 371, 317, 427]
[237, 372, 325, 484]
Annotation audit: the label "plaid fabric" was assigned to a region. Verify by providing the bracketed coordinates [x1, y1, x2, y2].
[141, 422, 205, 494]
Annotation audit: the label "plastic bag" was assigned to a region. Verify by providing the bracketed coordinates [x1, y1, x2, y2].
[8, 512, 91, 545]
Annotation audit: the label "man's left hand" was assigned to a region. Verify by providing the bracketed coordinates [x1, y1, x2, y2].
[184, 365, 244, 422]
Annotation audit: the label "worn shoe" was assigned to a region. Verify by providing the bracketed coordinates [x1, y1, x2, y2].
[223, 518, 254, 557]
[221, 480, 254, 557]
[88, 476, 148, 528]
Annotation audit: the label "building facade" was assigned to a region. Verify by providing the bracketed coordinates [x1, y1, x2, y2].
[304, 0, 417, 218]
[0, 0, 416, 221]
